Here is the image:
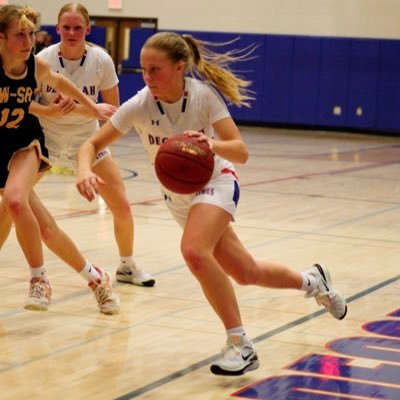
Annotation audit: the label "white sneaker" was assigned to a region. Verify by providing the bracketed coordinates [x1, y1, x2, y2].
[210, 335, 259, 376]
[24, 277, 52, 311]
[304, 264, 347, 320]
[116, 264, 155, 287]
[89, 267, 120, 315]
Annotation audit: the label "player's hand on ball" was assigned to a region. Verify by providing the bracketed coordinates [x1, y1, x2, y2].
[76, 171, 105, 202]
[184, 130, 214, 151]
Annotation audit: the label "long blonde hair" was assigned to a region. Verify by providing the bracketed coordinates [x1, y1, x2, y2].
[143, 31, 256, 107]
[0, 5, 39, 34]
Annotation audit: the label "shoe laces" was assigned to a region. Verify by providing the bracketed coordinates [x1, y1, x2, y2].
[94, 279, 113, 305]
[132, 267, 144, 276]
[29, 278, 48, 299]
[315, 292, 333, 307]
[305, 286, 330, 298]
[220, 342, 242, 359]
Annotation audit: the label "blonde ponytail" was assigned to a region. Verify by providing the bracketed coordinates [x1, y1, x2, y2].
[143, 32, 256, 107]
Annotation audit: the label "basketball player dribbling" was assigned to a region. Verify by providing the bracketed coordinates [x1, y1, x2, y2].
[0, 4, 120, 314]
[76, 31, 348, 376]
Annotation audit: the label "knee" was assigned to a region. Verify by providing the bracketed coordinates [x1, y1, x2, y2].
[181, 242, 207, 274]
[110, 199, 132, 220]
[119, 201, 133, 219]
[3, 192, 26, 219]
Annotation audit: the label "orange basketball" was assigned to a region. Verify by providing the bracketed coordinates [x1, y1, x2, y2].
[155, 134, 214, 194]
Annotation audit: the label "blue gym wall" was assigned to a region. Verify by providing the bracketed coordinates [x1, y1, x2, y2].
[40, 20, 400, 134]
[115, 28, 400, 134]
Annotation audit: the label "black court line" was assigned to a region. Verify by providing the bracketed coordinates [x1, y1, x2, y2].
[114, 274, 400, 400]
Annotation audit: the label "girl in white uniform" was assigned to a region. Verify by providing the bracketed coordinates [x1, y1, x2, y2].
[117, 76, 240, 225]
[33, 3, 154, 287]
[76, 31, 347, 376]
[37, 41, 116, 168]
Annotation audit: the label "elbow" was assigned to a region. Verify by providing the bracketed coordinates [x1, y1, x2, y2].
[236, 146, 249, 164]
[243, 148, 249, 163]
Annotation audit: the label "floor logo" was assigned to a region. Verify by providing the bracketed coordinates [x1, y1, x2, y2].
[232, 308, 400, 399]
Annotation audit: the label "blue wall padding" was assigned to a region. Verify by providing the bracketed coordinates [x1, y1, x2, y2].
[121, 28, 156, 68]
[119, 72, 144, 103]
[317, 38, 350, 127]
[87, 26, 106, 48]
[347, 39, 380, 129]
[261, 35, 294, 123]
[376, 40, 400, 131]
[289, 36, 321, 125]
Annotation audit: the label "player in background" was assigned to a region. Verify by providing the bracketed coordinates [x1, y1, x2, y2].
[75, 31, 347, 375]
[0, 4, 119, 314]
[2, 2, 155, 287]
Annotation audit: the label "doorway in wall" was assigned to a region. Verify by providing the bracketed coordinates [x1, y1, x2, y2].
[89, 16, 157, 70]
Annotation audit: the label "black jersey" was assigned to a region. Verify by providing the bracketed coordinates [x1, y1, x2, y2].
[0, 53, 37, 137]
[0, 53, 50, 188]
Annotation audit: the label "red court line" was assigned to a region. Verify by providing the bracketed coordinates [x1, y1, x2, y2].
[51, 160, 398, 220]
[52, 198, 163, 220]
[241, 160, 398, 188]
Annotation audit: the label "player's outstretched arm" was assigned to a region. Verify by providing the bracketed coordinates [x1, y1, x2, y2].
[72, 83, 120, 119]
[29, 94, 75, 118]
[35, 57, 117, 121]
[76, 120, 123, 201]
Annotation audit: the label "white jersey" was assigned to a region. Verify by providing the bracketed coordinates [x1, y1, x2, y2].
[37, 43, 118, 139]
[111, 77, 234, 179]
[112, 77, 240, 223]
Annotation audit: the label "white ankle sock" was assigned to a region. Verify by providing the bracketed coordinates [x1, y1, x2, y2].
[301, 271, 317, 293]
[120, 256, 135, 269]
[79, 260, 101, 283]
[29, 266, 47, 280]
[226, 326, 246, 337]
[226, 327, 253, 347]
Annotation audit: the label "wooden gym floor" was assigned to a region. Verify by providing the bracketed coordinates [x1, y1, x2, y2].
[0, 126, 399, 399]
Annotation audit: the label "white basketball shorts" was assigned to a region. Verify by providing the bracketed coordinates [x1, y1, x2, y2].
[161, 169, 240, 228]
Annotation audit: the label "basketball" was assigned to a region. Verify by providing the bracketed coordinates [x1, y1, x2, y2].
[155, 134, 214, 194]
